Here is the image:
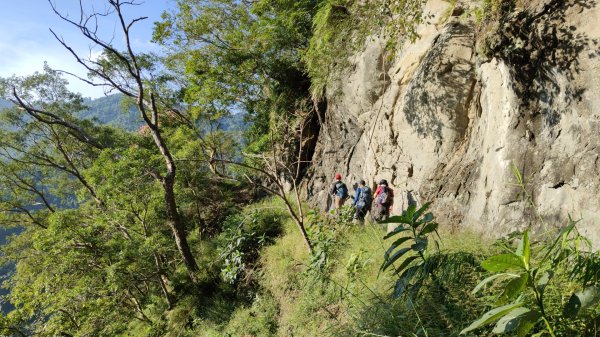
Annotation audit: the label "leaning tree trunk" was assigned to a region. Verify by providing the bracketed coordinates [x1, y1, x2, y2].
[147, 124, 199, 283]
[163, 173, 199, 283]
[46, 0, 201, 285]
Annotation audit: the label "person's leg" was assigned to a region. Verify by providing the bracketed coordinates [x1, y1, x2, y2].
[358, 207, 367, 224]
[352, 205, 358, 223]
[372, 205, 382, 223]
[381, 206, 388, 221]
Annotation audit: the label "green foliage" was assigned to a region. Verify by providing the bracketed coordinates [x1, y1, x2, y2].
[304, 0, 426, 99]
[462, 221, 600, 336]
[0, 66, 246, 335]
[251, 201, 493, 336]
[380, 202, 441, 298]
[205, 291, 280, 337]
[306, 210, 340, 274]
[155, 0, 317, 150]
[217, 208, 284, 284]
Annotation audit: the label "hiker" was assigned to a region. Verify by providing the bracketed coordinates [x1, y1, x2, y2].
[372, 179, 394, 221]
[352, 179, 372, 223]
[330, 173, 349, 210]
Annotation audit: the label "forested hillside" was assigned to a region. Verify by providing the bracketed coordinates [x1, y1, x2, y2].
[0, 1, 598, 336]
[78, 95, 141, 131]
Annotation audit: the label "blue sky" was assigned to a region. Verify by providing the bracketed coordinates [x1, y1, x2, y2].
[0, 1, 175, 98]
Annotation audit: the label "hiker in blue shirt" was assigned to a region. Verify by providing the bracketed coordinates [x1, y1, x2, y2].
[352, 179, 372, 224]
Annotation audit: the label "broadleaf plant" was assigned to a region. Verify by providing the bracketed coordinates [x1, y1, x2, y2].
[380, 202, 441, 299]
[462, 219, 600, 336]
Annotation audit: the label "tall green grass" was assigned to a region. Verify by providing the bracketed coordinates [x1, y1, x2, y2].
[192, 201, 497, 336]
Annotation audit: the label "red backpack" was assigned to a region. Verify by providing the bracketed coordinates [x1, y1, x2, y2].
[377, 186, 392, 206]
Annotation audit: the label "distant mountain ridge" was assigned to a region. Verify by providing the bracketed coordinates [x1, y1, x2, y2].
[0, 94, 248, 133]
[79, 94, 142, 131]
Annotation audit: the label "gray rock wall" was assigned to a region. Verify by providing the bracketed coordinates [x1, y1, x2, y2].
[305, 0, 600, 247]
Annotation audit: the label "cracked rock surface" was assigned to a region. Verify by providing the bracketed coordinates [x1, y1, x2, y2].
[304, 0, 600, 247]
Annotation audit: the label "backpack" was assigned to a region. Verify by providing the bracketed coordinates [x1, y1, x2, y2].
[335, 182, 348, 199]
[357, 186, 372, 208]
[377, 186, 392, 206]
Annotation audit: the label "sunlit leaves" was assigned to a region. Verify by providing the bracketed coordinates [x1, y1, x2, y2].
[495, 272, 528, 305]
[460, 302, 525, 334]
[481, 253, 525, 272]
[155, 0, 317, 147]
[464, 221, 600, 335]
[381, 202, 440, 298]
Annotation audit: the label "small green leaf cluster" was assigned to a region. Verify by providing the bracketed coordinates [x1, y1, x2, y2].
[306, 210, 340, 275]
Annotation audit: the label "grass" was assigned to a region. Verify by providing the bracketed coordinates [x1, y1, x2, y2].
[195, 200, 497, 336]
[183, 197, 600, 336]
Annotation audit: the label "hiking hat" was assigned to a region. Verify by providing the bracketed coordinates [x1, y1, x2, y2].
[335, 173, 342, 180]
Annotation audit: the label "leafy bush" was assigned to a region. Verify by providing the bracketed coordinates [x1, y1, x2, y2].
[193, 291, 280, 337]
[306, 205, 356, 275]
[462, 220, 600, 336]
[218, 208, 284, 284]
[307, 220, 338, 275]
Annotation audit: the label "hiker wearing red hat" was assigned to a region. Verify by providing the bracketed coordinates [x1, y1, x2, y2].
[330, 173, 348, 210]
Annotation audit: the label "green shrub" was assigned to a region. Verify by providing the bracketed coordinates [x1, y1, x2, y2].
[462, 221, 600, 336]
[218, 207, 285, 284]
[208, 291, 280, 337]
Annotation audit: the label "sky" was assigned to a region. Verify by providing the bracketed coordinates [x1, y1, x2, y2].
[0, 0, 175, 98]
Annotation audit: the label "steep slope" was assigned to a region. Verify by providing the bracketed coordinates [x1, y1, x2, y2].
[305, 0, 600, 245]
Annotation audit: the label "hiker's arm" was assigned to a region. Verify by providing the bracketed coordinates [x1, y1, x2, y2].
[352, 188, 360, 206]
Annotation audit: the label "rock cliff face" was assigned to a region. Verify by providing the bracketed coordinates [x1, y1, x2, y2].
[305, 0, 600, 246]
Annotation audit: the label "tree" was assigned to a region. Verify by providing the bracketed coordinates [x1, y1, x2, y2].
[155, 0, 322, 252]
[0, 0, 325, 334]
[153, 0, 318, 150]
[45, 0, 201, 282]
[0, 66, 110, 228]
[0, 1, 241, 334]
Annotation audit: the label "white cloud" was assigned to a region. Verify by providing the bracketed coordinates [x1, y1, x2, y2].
[0, 0, 171, 99]
[0, 31, 108, 98]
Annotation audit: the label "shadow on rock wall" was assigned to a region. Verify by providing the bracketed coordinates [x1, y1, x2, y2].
[491, 0, 600, 126]
[403, 22, 475, 140]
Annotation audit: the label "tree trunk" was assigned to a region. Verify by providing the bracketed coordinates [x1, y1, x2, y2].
[143, 106, 199, 284]
[163, 174, 199, 283]
[281, 196, 312, 253]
